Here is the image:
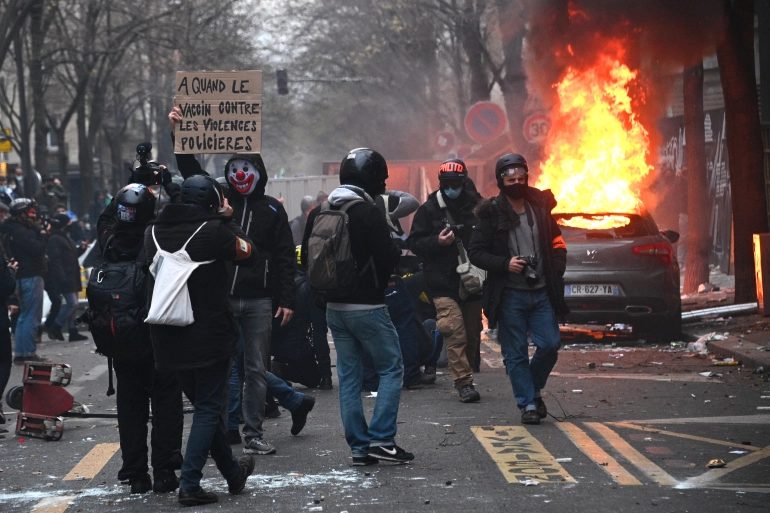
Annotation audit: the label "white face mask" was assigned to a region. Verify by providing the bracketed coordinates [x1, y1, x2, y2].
[225, 158, 259, 196]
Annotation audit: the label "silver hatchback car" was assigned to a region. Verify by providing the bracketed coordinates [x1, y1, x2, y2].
[555, 211, 681, 341]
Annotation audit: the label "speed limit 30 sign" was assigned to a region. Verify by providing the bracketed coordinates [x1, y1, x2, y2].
[522, 113, 550, 145]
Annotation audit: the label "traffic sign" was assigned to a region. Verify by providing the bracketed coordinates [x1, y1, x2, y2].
[522, 112, 550, 145]
[464, 101, 507, 144]
[0, 128, 12, 153]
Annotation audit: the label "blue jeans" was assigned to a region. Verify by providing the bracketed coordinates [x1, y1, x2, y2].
[177, 358, 240, 492]
[15, 277, 44, 357]
[497, 288, 561, 410]
[228, 297, 272, 441]
[327, 306, 403, 457]
[55, 292, 79, 331]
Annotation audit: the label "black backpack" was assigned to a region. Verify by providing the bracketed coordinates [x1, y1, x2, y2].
[307, 199, 378, 299]
[82, 237, 150, 362]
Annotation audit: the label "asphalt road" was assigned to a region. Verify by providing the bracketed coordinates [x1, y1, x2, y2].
[1, 326, 769, 513]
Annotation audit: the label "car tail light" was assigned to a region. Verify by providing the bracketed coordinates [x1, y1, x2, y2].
[632, 242, 672, 265]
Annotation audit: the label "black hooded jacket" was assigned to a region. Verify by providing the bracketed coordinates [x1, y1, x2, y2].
[407, 187, 482, 301]
[468, 187, 568, 326]
[175, 153, 295, 308]
[0, 217, 47, 278]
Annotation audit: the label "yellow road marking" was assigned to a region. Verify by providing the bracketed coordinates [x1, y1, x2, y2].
[586, 422, 678, 486]
[472, 426, 576, 484]
[31, 496, 77, 513]
[556, 422, 641, 485]
[610, 421, 761, 452]
[63, 442, 120, 481]
[679, 445, 770, 489]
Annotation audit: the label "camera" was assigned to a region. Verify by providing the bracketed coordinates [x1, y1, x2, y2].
[131, 142, 166, 186]
[519, 255, 539, 284]
[444, 222, 465, 234]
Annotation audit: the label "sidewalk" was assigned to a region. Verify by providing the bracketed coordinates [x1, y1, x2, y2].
[678, 268, 770, 371]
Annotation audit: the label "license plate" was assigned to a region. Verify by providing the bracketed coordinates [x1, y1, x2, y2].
[564, 284, 620, 297]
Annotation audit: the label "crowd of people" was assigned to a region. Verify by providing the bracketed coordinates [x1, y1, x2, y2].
[0, 105, 568, 507]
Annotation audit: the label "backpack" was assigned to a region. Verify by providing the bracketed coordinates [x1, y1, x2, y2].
[307, 199, 371, 297]
[83, 237, 149, 362]
[144, 221, 213, 326]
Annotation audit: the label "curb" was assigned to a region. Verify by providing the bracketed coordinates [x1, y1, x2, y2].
[706, 338, 770, 371]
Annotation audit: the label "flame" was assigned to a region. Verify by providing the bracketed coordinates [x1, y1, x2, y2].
[534, 46, 652, 230]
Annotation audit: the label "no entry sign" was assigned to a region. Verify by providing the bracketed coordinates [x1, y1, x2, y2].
[464, 101, 507, 144]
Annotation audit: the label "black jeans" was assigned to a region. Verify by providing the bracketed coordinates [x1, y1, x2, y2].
[0, 318, 11, 401]
[113, 356, 183, 481]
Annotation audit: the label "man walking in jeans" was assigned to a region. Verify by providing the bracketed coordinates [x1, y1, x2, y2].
[469, 153, 568, 425]
[303, 148, 413, 465]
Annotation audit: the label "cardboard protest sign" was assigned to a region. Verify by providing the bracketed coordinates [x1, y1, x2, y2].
[174, 70, 262, 154]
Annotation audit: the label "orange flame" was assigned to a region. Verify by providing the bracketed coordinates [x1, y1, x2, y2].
[534, 48, 652, 229]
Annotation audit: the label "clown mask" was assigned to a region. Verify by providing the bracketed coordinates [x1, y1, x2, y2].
[226, 158, 260, 196]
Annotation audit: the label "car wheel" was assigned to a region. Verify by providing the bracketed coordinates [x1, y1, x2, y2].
[634, 305, 682, 343]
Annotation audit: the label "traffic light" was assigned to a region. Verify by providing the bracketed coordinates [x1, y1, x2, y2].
[276, 69, 289, 95]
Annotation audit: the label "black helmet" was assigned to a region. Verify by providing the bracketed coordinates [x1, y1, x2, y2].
[9, 198, 36, 217]
[114, 183, 156, 224]
[0, 190, 12, 207]
[495, 153, 528, 187]
[49, 213, 72, 230]
[339, 148, 388, 197]
[180, 174, 224, 212]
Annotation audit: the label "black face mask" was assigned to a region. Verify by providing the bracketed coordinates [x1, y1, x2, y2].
[502, 183, 528, 200]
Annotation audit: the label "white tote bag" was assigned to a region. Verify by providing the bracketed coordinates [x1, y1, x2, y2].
[144, 222, 214, 327]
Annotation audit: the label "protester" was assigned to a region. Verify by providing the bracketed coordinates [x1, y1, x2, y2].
[303, 147, 413, 465]
[89, 183, 185, 494]
[0, 253, 18, 425]
[169, 106, 297, 457]
[468, 153, 568, 425]
[290, 195, 316, 245]
[45, 213, 87, 342]
[408, 159, 484, 403]
[144, 175, 256, 506]
[1, 198, 47, 363]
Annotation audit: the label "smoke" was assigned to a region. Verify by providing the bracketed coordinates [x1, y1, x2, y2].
[524, 0, 724, 121]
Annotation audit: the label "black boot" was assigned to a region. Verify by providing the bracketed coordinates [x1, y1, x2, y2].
[47, 324, 65, 341]
[69, 329, 88, 342]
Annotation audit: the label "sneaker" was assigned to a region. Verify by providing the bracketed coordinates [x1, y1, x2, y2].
[368, 444, 414, 463]
[521, 409, 541, 425]
[47, 325, 64, 341]
[178, 488, 218, 507]
[419, 369, 436, 385]
[243, 437, 275, 455]
[290, 395, 315, 436]
[152, 472, 179, 493]
[318, 376, 333, 390]
[458, 384, 480, 403]
[129, 473, 152, 494]
[227, 455, 255, 494]
[68, 330, 88, 342]
[535, 397, 548, 419]
[352, 455, 379, 466]
[226, 429, 242, 445]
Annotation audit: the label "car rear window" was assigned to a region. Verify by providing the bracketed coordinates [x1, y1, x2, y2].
[555, 214, 656, 240]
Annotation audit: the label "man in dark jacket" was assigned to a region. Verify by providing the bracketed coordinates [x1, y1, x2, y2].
[92, 183, 184, 495]
[1, 198, 47, 362]
[169, 106, 296, 456]
[408, 159, 484, 403]
[45, 213, 87, 342]
[144, 175, 256, 506]
[302, 147, 413, 465]
[468, 153, 567, 425]
[0, 247, 17, 425]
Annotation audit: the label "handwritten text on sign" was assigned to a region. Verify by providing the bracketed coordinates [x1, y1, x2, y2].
[174, 70, 262, 154]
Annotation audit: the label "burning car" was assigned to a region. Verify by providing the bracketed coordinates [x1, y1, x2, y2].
[555, 211, 681, 341]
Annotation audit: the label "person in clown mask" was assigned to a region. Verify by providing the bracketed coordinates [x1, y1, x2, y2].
[407, 158, 484, 404]
[168, 106, 296, 457]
